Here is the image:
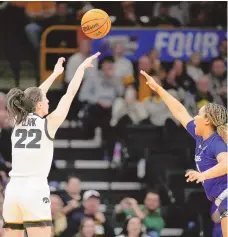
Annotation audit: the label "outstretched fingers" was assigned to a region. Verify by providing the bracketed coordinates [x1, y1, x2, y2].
[140, 70, 147, 77]
[58, 57, 66, 64]
[91, 52, 101, 60]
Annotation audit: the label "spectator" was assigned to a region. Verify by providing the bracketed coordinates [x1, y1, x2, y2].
[163, 68, 196, 116]
[116, 216, 149, 237]
[147, 49, 166, 81]
[208, 58, 227, 106]
[186, 52, 204, 83]
[151, 3, 181, 27]
[0, 93, 8, 130]
[137, 56, 152, 101]
[79, 56, 122, 140]
[110, 86, 147, 128]
[188, 2, 213, 27]
[115, 2, 141, 26]
[195, 75, 214, 110]
[50, 194, 67, 237]
[110, 86, 147, 165]
[169, 2, 190, 26]
[112, 41, 134, 89]
[218, 40, 227, 65]
[64, 190, 115, 237]
[116, 192, 165, 236]
[147, 49, 160, 66]
[45, 2, 75, 26]
[0, 92, 11, 166]
[1, 2, 27, 87]
[172, 59, 197, 95]
[143, 73, 180, 127]
[76, 217, 96, 237]
[65, 40, 98, 85]
[24, 2, 56, 50]
[59, 176, 81, 217]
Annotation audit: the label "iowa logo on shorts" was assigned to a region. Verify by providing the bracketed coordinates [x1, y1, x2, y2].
[43, 197, 50, 204]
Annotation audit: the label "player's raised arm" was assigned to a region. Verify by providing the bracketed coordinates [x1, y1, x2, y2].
[140, 70, 193, 128]
[39, 57, 65, 94]
[47, 52, 101, 137]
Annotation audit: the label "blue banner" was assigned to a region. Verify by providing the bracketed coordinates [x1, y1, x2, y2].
[92, 29, 226, 62]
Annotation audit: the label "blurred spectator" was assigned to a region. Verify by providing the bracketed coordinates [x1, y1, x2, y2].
[163, 68, 196, 116]
[59, 176, 81, 217]
[45, 2, 76, 26]
[115, 2, 141, 26]
[218, 40, 227, 65]
[76, 218, 96, 237]
[186, 52, 204, 83]
[76, 1, 95, 21]
[0, 92, 11, 167]
[189, 2, 227, 28]
[112, 41, 134, 89]
[65, 40, 98, 85]
[188, 2, 214, 27]
[75, 2, 95, 42]
[195, 75, 214, 110]
[137, 56, 152, 101]
[116, 216, 149, 237]
[79, 56, 122, 120]
[110, 86, 147, 128]
[208, 58, 227, 106]
[82, 190, 114, 237]
[50, 194, 67, 237]
[169, 2, 190, 26]
[79, 56, 123, 156]
[210, 2, 227, 28]
[162, 69, 182, 95]
[172, 59, 196, 95]
[64, 190, 115, 237]
[0, 2, 28, 87]
[151, 3, 181, 27]
[143, 73, 180, 127]
[110, 86, 147, 165]
[211, 203, 222, 237]
[24, 2, 56, 50]
[0, 93, 8, 130]
[116, 192, 165, 236]
[147, 49, 160, 67]
[147, 49, 166, 81]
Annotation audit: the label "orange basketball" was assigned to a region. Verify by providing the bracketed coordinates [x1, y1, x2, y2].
[81, 9, 112, 39]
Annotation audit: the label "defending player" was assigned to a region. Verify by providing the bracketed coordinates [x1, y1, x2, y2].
[141, 70, 227, 237]
[3, 52, 100, 237]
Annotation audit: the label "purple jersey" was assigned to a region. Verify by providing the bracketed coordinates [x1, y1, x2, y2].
[187, 120, 228, 201]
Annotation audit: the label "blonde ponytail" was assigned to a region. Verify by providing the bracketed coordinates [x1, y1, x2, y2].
[217, 123, 228, 144]
[204, 103, 228, 144]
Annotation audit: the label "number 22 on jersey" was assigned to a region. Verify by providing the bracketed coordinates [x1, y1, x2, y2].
[14, 128, 42, 149]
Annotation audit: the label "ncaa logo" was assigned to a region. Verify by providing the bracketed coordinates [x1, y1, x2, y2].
[43, 197, 50, 204]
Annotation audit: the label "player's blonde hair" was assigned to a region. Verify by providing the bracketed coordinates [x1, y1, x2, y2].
[6, 87, 42, 125]
[204, 103, 228, 144]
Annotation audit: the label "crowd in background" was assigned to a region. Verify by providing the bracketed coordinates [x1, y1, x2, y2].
[0, 1, 227, 87]
[64, 38, 227, 163]
[0, 1, 227, 237]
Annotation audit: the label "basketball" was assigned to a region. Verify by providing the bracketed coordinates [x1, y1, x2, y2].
[81, 9, 112, 39]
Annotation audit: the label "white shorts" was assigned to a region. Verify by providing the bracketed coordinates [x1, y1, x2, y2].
[3, 177, 52, 229]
